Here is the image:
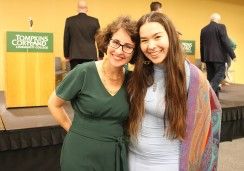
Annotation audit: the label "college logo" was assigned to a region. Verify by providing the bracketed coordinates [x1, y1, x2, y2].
[7, 32, 53, 52]
[181, 40, 195, 55]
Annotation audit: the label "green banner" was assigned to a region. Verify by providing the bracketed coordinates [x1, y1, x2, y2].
[181, 40, 195, 55]
[6, 31, 53, 52]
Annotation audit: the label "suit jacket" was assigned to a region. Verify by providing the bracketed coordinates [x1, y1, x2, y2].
[64, 13, 100, 60]
[200, 21, 236, 63]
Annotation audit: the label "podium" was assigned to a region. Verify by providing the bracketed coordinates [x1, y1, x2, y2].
[5, 31, 55, 108]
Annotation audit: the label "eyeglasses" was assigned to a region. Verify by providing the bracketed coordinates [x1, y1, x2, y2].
[109, 39, 134, 54]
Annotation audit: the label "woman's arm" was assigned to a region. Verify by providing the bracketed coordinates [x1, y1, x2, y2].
[48, 91, 72, 132]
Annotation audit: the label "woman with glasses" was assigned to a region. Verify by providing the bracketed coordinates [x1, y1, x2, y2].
[48, 16, 138, 171]
[127, 12, 221, 171]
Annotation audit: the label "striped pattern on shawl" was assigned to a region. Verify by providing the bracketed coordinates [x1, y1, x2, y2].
[180, 63, 222, 171]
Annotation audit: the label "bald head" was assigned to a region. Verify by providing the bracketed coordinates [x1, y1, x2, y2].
[210, 13, 221, 23]
[77, 0, 88, 13]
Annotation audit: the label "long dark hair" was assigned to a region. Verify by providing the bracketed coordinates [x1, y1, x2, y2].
[127, 12, 187, 140]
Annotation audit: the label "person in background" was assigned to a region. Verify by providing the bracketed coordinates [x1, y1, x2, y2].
[200, 12, 236, 97]
[127, 12, 221, 171]
[150, 1, 163, 13]
[227, 38, 237, 69]
[48, 16, 138, 171]
[150, 1, 182, 36]
[221, 37, 237, 85]
[63, 0, 103, 70]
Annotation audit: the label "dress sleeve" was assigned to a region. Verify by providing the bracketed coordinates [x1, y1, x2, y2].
[56, 64, 87, 101]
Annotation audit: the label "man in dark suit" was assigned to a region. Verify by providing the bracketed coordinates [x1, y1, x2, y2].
[150, 1, 163, 13]
[200, 13, 236, 97]
[64, 0, 101, 70]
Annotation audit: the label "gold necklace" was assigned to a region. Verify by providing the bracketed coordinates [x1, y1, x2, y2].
[101, 62, 124, 95]
[101, 62, 124, 82]
[101, 76, 122, 96]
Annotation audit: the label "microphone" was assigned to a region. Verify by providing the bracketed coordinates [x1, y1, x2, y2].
[28, 17, 33, 28]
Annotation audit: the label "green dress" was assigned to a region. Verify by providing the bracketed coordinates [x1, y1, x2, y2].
[56, 61, 129, 171]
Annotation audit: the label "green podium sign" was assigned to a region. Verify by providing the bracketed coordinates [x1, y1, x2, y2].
[7, 31, 53, 52]
[181, 40, 195, 55]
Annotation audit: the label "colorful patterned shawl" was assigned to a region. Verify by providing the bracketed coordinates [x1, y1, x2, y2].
[179, 63, 222, 171]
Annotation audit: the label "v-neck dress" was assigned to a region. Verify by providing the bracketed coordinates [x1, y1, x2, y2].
[56, 61, 129, 171]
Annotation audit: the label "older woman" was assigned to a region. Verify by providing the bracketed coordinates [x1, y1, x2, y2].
[48, 16, 138, 171]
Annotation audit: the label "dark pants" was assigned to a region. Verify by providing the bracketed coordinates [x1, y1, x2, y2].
[70, 59, 94, 70]
[206, 62, 226, 97]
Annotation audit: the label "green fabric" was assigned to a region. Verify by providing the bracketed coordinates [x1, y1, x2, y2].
[229, 38, 237, 50]
[56, 61, 129, 171]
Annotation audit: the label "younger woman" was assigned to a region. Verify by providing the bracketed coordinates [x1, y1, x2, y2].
[127, 12, 221, 171]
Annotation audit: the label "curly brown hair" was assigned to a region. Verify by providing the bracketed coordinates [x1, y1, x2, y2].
[96, 16, 139, 62]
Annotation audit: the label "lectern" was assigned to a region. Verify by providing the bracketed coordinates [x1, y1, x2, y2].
[5, 31, 55, 108]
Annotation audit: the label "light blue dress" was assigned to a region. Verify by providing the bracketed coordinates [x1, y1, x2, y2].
[128, 62, 190, 171]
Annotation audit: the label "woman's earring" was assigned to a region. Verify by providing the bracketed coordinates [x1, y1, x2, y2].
[143, 60, 151, 65]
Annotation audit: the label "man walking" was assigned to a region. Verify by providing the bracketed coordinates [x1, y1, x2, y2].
[200, 13, 236, 97]
[64, 0, 101, 69]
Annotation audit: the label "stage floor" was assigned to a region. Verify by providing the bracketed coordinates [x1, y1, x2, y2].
[219, 83, 244, 108]
[219, 83, 244, 141]
[0, 91, 73, 130]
